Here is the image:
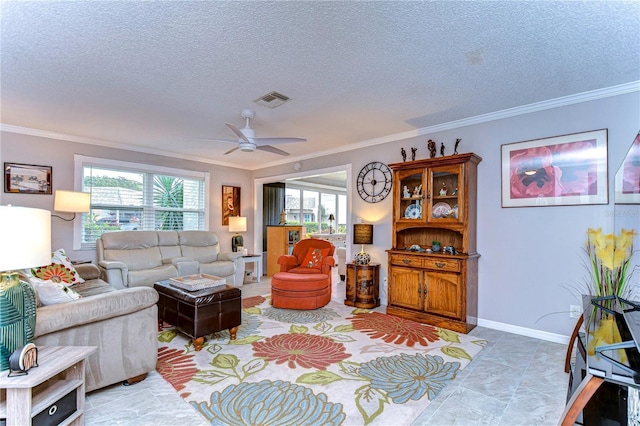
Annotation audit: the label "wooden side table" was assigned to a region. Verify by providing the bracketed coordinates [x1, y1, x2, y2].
[0, 345, 97, 425]
[345, 262, 380, 308]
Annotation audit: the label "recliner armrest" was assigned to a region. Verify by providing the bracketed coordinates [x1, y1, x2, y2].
[171, 257, 199, 276]
[217, 252, 243, 262]
[98, 260, 129, 289]
[75, 263, 101, 280]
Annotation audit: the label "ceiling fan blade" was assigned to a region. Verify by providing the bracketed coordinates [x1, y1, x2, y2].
[257, 145, 290, 156]
[189, 137, 239, 145]
[254, 137, 307, 145]
[224, 146, 239, 155]
[226, 123, 251, 142]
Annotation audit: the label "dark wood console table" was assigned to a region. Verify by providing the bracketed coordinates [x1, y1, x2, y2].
[345, 262, 380, 309]
[560, 295, 640, 425]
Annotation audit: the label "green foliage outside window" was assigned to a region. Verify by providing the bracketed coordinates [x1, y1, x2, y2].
[154, 176, 183, 230]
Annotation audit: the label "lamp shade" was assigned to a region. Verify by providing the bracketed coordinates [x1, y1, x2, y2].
[228, 216, 247, 233]
[353, 223, 373, 245]
[0, 206, 49, 371]
[328, 214, 335, 221]
[54, 190, 90, 213]
[0, 206, 51, 271]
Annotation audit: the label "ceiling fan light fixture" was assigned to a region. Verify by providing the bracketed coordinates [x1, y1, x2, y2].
[239, 141, 256, 152]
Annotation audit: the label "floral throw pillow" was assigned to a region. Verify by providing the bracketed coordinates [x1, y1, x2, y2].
[29, 278, 81, 306]
[30, 248, 84, 285]
[301, 248, 331, 268]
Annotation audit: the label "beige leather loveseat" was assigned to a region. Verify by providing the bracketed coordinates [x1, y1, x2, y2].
[97, 230, 245, 289]
[33, 264, 158, 392]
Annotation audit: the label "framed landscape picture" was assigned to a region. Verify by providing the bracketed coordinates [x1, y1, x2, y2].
[4, 162, 52, 194]
[501, 129, 608, 207]
[222, 185, 241, 225]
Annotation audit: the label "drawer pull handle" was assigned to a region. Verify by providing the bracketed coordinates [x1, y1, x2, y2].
[49, 405, 58, 416]
[435, 262, 446, 268]
[402, 259, 411, 264]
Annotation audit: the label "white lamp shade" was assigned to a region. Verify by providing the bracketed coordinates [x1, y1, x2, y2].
[228, 216, 247, 233]
[54, 190, 90, 213]
[0, 206, 51, 271]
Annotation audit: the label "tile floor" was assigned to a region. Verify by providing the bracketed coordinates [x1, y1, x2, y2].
[84, 273, 569, 425]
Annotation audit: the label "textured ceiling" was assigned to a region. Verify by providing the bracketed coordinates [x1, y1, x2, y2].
[1, 1, 639, 170]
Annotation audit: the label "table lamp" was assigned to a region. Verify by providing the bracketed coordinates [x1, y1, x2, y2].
[328, 214, 335, 234]
[229, 216, 247, 252]
[353, 223, 373, 265]
[0, 206, 51, 371]
[52, 190, 91, 221]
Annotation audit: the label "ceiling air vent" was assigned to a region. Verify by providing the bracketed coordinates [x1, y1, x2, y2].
[254, 91, 290, 109]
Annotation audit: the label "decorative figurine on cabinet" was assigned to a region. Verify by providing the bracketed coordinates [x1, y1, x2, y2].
[411, 147, 417, 161]
[452, 187, 458, 195]
[403, 185, 411, 198]
[439, 183, 447, 196]
[440, 142, 445, 156]
[454, 138, 461, 155]
[413, 184, 422, 196]
[401, 147, 407, 162]
[427, 140, 436, 158]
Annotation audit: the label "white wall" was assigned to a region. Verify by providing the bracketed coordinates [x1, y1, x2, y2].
[253, 91, 640, 342]
[0, 132, 254, 260]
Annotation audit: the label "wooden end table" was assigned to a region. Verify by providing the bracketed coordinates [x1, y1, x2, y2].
[345, 262, 380, 308]
[0, 345, 97, 425]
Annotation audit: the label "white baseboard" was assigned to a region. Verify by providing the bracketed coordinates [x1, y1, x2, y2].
[477, 318, 570, 345]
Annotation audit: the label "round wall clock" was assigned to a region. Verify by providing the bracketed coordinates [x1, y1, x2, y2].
[357, 161, 392, 203]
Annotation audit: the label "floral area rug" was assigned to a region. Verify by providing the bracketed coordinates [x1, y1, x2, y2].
[157, 295, 487, 426]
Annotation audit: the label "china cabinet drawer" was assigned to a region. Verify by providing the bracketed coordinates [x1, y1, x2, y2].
[423, 258, 461, 272]
[390, 254, 423, 267]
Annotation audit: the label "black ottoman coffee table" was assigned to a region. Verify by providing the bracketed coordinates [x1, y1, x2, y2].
[154, 280, 241, 351]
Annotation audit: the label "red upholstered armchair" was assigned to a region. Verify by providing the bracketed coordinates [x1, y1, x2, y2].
[277, 239, 335, 275]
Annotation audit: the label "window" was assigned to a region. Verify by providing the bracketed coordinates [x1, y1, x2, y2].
[74, 156, 209, 249]
[285, 185, 346, 234]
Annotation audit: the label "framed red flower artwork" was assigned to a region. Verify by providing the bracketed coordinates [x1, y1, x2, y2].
[501, 129, 608, 207]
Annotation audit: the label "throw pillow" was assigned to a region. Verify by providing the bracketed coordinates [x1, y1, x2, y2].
[30, 248, 84, 285]
[29, 278, 81, 306]
[301, 248, 331, 268]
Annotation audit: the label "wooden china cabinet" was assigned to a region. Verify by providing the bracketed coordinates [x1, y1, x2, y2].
[386, 153, 481, 333]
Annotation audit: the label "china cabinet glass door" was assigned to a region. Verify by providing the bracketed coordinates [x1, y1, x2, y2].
[397, 169, 425, 221]
[427, 165, 463, 223]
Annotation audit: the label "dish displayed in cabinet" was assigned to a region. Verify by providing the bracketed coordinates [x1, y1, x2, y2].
[432, 202, 452, 218]
[404, 203, 422, 219]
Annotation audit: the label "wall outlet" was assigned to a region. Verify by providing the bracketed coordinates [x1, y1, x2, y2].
[569, 304, 581, 318]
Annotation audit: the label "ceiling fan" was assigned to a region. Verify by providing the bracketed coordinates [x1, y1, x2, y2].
[209, 109, 306, 156]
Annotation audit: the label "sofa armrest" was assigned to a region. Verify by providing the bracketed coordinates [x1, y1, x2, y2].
[98, 260, 129, 289]
[216, 252, 244, 286]
[75, 263, 101, 280]
[217, 252, 243, 262]
[171, 257, 199, 276]
[34, 286, 159, 338]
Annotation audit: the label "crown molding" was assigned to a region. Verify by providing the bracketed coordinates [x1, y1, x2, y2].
[263, 81, 640, 168]
[2, 81, 638, 170]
